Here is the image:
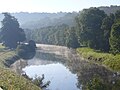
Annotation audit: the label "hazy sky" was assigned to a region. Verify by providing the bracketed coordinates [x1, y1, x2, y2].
[0, 0, 120, 12]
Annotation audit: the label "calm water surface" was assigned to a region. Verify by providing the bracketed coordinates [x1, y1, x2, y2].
[22, 48, 79, 90]
[21, 44, 120, 90]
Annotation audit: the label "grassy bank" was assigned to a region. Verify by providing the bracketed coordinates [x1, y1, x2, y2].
[0, 45, 41, 90]
[77, 48, 120, 72]
[0, 68, 40, 90]
[0, 51, 16, 68]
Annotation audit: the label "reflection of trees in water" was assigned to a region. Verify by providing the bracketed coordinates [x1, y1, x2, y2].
[66, 51, 120, 90]
[35, 51, 66, 63]
[10, 51, 36, 74]
[22, 51, 36, 60]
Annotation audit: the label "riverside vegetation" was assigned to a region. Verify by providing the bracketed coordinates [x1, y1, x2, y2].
[0, 45, 41, 90]
[77, 48, 120, 72]
[0, 5, 120, 90]
[24, 6, 120, 72]
[0, 13, 50, 90]
[0, 13, 42, 90]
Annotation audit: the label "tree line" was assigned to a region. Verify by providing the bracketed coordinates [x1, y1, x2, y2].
[25, 7, 120, 54]
[75, 7, 120, 54]
[1, 7, 120, 55]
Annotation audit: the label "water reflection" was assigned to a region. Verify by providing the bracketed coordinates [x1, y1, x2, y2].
[10, 51, 36, 74]
[21, 51, 36, 60]
[23, 63, 79, 90]
[66, 50, 120, 90]
[35, 50, 66, 63]
[13, 45, 120, 90]
[23, 50, 79, 90]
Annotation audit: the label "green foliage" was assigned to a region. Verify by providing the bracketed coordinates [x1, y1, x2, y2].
[101, 14, 114, 52]
[0, 68, 41, 90]
[25, 24, 69, 46]
[28, 40, 37, 52]
[0, 50, 16, 68]
[76, 8, 106, 50]
[17, 45, 27, 59]
[99, 5, 120, 15]
[16, 41, 36, 59]
[0, 48, 41, 90]
[66, 27, 79, 48]
[86, 76, 108, 90]
[115, 10, 120, 22]
[77, 48, 120, 71]
[103, 54, 120, 71]
[0, 13, 26, 49]
[110, 23, 120, 54]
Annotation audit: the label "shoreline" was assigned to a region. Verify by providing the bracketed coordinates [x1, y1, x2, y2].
[0, 49, 41, 90]
[76, 47, 120, 72]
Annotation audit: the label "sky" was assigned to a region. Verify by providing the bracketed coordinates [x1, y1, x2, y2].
[0, 0, 120, 13]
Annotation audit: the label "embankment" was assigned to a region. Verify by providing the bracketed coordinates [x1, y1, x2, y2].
[0, 50, 41, 90]
[77, 48, 120, 72]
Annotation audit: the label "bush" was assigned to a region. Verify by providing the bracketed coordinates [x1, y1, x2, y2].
[16, 40, 36, 59]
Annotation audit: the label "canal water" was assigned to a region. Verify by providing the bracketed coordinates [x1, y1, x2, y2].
[23, 62, 79, 90]
[12, 44, 120, 90]
[22, 45, 79, 90]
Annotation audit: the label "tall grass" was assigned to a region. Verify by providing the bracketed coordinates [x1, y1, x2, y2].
[77, 48, 120, 71]
[0, 44, 41, 90]
[0, 68, 41, 90]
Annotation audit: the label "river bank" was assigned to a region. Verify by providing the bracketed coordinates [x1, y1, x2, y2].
[2, 44, 120, 90]
[0, 44, 69, 90]
[36, 44, 120, 72]
[33, 44, 120, 89]
[77, 48, 120, 72]
[1, 44, 120, 90]
[0, 46, 41, 90]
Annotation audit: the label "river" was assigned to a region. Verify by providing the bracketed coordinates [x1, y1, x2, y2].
[11, 44, 120, 90]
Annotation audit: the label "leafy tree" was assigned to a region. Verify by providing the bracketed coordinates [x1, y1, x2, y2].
[109, 23, 120, 54]
[115, 10, 120, 23]
[101, 14, 114, 52]
[76, 8, 106, 50]
[0, 13, 26, 49]
[28, 40, 37, 51]
[25, 24, 69, 46]
[66, 27, 79, 48]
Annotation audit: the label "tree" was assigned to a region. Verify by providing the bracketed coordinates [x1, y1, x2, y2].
[0, 13, 26, 49]
[76, 8, 106, 50]
[66, 27, 79, 48]
[101, 14, 114, 52]
[115, 10, 120, 23]
[109, 23, 120, 54]
[28, 40, 37, 51]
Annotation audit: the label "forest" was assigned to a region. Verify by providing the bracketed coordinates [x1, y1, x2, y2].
[22, 6, 120, 54]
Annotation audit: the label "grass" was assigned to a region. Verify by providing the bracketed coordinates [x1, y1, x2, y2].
[0, 51, 16, 68]
[77, 47, 120, 72]
[0, 68, 41, 90]
[0, 44, 41, 90]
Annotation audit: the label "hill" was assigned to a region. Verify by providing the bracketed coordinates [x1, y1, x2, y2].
[99, 5, 120, 15]
[0, 6, 120, 29]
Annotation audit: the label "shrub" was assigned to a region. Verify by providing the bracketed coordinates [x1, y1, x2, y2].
[16, 40, 36, 59]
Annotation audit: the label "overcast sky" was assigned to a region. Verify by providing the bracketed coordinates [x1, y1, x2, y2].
[0, 0, 120, 13]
